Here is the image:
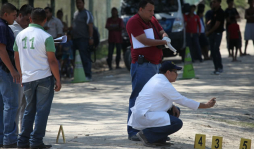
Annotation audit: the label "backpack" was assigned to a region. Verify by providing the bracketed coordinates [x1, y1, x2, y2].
[93, 25, 100, 48]
[85, 10, 100, 48]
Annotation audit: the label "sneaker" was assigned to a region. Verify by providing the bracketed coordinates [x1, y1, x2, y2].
[212, 71, 220, 75]
[85, 77, 92, 82]
[128, 135, 140, 141]
[218, 68, 223, 73]
[116, 66, 122, 69]
[136, 131, 156, 147]
[137, 131, 171, 147]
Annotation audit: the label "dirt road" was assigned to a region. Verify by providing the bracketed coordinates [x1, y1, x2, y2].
[44, 20, 254, 149]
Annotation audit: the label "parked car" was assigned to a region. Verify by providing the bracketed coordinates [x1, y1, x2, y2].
[121, 0, 190, 71]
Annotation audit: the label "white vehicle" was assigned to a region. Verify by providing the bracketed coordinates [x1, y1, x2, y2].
[121, 0, 190, 70]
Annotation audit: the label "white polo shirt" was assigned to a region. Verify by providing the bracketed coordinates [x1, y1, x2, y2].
[13, 23, 56, 83]
[128, 74, 200, 130]
[9, 21, 23, 37]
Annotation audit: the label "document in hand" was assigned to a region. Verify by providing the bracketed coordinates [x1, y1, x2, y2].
[54, 35, 67, 43]
[131, 28, 154, 49]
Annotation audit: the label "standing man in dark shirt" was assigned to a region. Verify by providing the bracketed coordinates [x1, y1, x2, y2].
[206, 0, 224, 75]
[72, 0, 94, 81]
[0, 3, 20, 148]
[126, 0, 170, 141]
[225, 0, 240, 57]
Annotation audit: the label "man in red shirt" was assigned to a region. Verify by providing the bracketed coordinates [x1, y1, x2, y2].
[105, 7, 125, 70]
[228, 16, 240, 61]
[184, 5, 203, 62]
[126, 0, 169, 141]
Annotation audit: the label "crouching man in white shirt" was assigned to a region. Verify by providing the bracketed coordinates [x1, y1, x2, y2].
[128, 61, 216, 147]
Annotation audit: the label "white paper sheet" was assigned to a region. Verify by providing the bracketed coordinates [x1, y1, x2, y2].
[54, 35, 67, 43]
[131, 28, 155, 49]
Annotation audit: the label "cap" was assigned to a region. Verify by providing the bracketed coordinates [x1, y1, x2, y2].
[159, 61, 182, 73]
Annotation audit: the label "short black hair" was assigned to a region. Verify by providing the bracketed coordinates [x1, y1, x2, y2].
[227, 0, 234, 4]
[31, 8, 46, 23]
[191, 5, 196, 9]
[139, 0, 155, 9]
[76, 0, 84, 3]
[111, 7, 118, 12]
[216, 0, 222, 3]
[44, 7, 53, 13]
[57, 9, 63, 15]
[19, 4, 33, 16]
[0, 3, 17, 17]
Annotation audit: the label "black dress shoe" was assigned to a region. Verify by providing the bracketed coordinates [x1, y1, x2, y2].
[17, 145, 30, 148]
[30, 144, 52, 149]
[3, 142, 17, 148]
[128, 135, 140, 141]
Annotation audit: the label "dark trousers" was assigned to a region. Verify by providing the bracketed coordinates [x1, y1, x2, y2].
[209, 33, 223, 70]
[107, 43, 121, 68]
[186, 33, 203, 61]
[73, 38, 92, 79]
[143, 107, 182, 143]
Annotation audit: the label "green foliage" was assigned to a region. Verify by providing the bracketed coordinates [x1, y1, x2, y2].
[203, 0, 248, 13]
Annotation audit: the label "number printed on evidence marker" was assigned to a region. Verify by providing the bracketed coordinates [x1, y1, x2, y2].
[211, 136, 223, 149]
[194, 134, 206, 149]
[239, 138, 251, 149]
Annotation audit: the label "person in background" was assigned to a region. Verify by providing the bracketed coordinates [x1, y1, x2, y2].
[105, 7, 125, 70]
[205, 2, 213, 25]
[58, 31, 74, 77]
[206, 0, 224, 75]
[9, 4, 33, 135]
[197, 3, 210, 60]
[0, 3, 19, 148]
[184, 5, 203, 62]
[14, 8, 61, 148]
[44, 7, 63, 38]
[71, 0, 94, 81]
[225, 0, 241, 57]
[244, 0, 254, 55]
[228, 16, 241, 62]
[56, 9, 68, 33]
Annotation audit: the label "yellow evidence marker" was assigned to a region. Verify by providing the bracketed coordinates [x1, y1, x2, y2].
[211, 136, 223, 149]
[194, 134, 206, 149]
[239, 138, 251, 149]
[56, 125, 66, 143]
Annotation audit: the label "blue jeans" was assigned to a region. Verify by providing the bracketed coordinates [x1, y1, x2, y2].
[186, 33, 203, 61]
[209, 33, 223, 71]
[107, 43, 121, 68]
[0, 67, 19, 145]
[127, 62, 161, 137]
[143, 107, 182, 143]
[73, 38, 92, 79]
[18, 76, 54, 147]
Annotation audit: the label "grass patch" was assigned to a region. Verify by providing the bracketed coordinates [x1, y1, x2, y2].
[204, 0, 248, 14]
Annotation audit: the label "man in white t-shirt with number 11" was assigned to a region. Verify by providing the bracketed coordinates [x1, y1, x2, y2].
[14, 8, 61, 148]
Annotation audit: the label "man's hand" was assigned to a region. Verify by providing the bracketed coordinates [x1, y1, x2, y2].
[206, 98, 216, 108]
[172, 105, 180, 118]
[10, 69, 20, 84]
[89, 39, 94, 45]
[54, 80, 61, 92]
